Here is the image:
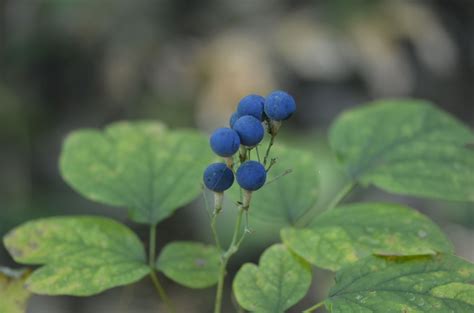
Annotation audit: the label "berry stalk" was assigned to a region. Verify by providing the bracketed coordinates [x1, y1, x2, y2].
[263, 133, 276, 166]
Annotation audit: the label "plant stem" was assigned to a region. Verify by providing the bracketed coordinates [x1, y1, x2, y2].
[297, 180, 356, 227]
[302, 301, 325, 313]
[326, 181, 355, 212]
[214, 206, 246, 313]
[214, 259, 228, 313]
[149, 224, 176, 313]
[149, 224, 157, 268]
[150, 271, 175, 313]
[211, 212, 222, 251]
[225, 206, 245, 258]
[263, 134, 275, 166]
[255, 145, 261, 162]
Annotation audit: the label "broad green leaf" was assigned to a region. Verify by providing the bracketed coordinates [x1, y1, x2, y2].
[0, 268, 31, 313]
[156, 241, 221, 289]
[281, 202, 453, 271]
[3, 216, 150, 296]
[329, 100, 474, 201]
[229, 144, 319, 226]
[60, 121, 213, 225]
[325, 254, 474, 312]
[233, 244, 312, 313]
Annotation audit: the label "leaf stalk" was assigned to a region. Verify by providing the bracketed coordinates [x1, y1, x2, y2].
[149, 224, 176, 313]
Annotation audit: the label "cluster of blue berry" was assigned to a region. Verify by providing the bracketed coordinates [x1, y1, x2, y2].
[203, 90, 296, 211]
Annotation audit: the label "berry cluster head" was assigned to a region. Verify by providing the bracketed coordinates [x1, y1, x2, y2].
[204, 91, 296, 198]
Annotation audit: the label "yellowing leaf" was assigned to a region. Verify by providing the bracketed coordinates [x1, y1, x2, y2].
[3, 216, 149, 296]
[0, 268, 31, 313]
[282, 202, 453, 271]
[325, 254, 474, 312]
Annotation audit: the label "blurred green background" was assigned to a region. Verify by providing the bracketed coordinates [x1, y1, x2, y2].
[0, 0, 473, 312]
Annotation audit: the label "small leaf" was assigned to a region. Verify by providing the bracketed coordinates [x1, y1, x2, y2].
[3, 216, 150, 296]
[281, 202, 453, 271]
[233, 244, 312, 313]
[156, 241, 221, 289]
[0, 267, 31, 313]
[60, 121, 213, 225]
[229, 144, 319, 226]
[325, 254, 474, 312]
[329, 100, 474, 202]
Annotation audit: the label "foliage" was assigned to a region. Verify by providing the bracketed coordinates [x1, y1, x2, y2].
[329, 100, 474, 201]
[60, 121, 213, 225]
[156, 241, 221, 289]
[2, 99, 473, 312]
[3, 216, 149, 296]
[325, 254, 474, 312]
[281, 202, 453, 271]
[0, 267, 31, 313]
[233, 244, 311, 313]
[228, 144, 319, 227]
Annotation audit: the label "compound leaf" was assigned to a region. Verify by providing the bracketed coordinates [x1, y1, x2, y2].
[325, 254, 474, 312]
[156, 241, 221, 289]
[60, 121, 213, 225]
[329, 100, 474, 202]
[281, 202, 453, 271]
[233, 244, 311, 313]
[3, 216, 149, 296]
[0, 267, 31, 313]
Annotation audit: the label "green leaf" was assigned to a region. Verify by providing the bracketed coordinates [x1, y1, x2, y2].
[325, 254, 474, 312]
[281, 202, 453, 271]
[156, 241, 221, 289]
[3, 216, 150, 296]
[0, 268, 31, 313]
[60, 121, 213, 225]
[233, 244, 312, 313]
[329, 100, 474, 202]
[229, 144, 319, 226]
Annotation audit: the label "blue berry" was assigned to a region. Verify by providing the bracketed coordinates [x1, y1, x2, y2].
[203, 163, 234, 192]
[210, 127, 240, 157]
[236, 161, 266, 191]
[264, 90, 296, 121]
[237, 94, 265, 121]
[233, 115, 264, 147]
[229, 112, 240, 128]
